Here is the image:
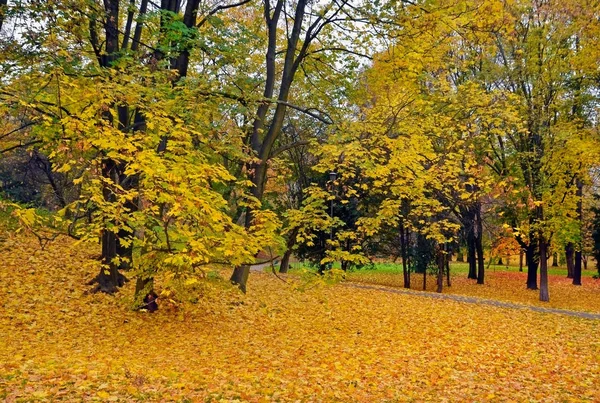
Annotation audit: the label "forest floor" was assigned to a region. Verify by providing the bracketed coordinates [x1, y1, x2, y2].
[1, 232, 599, 402]
[347, 267, 600, 315]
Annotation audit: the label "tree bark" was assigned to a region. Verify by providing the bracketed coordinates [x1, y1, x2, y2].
[279, 249, 293, 273]
[552, 252, 558, 267]
[573, 179, 583, 285]
[436, 246, 444, 293]
[519, 249, 523, 272]
[231, 0, 336, 291]
[0, 0, 7, 32]
[399, 222, 410, 289]
[526, 239, 539, 290]
[475, 204, 484, 284]
[467, 232, 477, 279]
[566, 242, 575, 279]
[475, 233, 485, 285]
[539, 236, 549, 301]
[446, 253, 451, 287]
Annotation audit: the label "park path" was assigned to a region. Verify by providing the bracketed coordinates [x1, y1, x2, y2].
[345, 282, 600, 320]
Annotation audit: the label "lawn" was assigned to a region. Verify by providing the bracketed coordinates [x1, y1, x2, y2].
[1, 233, 599, 401]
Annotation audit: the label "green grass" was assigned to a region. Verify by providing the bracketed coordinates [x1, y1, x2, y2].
[345, 261, 598, 277]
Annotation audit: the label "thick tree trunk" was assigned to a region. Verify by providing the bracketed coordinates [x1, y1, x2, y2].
[574, 250, 582, 286]
[526, 240, 539, 290]
[230, 264, 251, 293]
[539, 237, 549, 302]
[566, 243, 574, 278]
[92, 229, 128, 293]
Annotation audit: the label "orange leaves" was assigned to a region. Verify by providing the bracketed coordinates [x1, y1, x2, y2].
[1, 233, 600, 401]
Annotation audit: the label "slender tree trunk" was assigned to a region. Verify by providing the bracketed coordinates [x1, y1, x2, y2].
[467, 232, 477, 279]
[456, 248, 464, 262]
[519, 249, 523, 272]
[552, 252, 558, 267]
[476, 234, 485, 285]
[279, 227, 299, 273]
[231, 0, 311, 292]
[574, 250, 582, 286]
[446, 253, 451, 287]
[475, 205, 485, 284]
[423, 267, 427, 291]
[399, 222, 410, 289]
[436, 246, 444, 293]
[539, 236, 549, 302]
[279, 249, 293, 273]
[566, 243, 575, 278]
[573, 179, 583, 285]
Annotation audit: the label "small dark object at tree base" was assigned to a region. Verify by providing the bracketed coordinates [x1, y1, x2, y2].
[143, 292, 158, 312]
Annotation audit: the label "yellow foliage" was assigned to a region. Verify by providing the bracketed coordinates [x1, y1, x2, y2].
[1, 233, 599, 401]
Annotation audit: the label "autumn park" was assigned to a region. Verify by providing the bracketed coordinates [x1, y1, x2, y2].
[2, 0, 600, 401]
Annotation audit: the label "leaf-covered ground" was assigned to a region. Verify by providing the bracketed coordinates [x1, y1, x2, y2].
[1, 234, 600, 402]
[347, 269, 600, 314]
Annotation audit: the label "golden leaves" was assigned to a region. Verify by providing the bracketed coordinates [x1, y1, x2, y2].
[1, 233, 600, 401]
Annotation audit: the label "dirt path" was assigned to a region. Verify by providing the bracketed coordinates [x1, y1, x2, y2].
[345, 282, 600, 320]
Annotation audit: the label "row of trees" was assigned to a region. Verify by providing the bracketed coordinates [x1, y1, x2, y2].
[1, 0, 599, 303]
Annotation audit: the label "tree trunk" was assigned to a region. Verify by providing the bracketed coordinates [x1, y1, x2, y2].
[279, 249, 293, 274]
[231, 0, 314, 292]
[519, 249, 523, 272]
[135, 276, 154, 307]
[526, 239, 539, 290]
[456, 249, 464, 262]
[436, 246, 444, 293]
[423, 267, 427, 291]
[539, 236, 549, 302]
[446, 253, 451, 287]
[475, 205, 485, 284]
[573, 179, 583, 286]
[467, 232, 477, 279]
[552, 252, 558, 267]
[566, 242, 575, 279]
[0, 0, 7, 32]
[230, 264, 251, 293]
[476, 234, 485, 284]
[574, 249, 582, 286]
[399, 222, 410, 289]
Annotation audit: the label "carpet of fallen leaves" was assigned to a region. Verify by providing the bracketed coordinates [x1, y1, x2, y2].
[348, 268, 600, 314]
[1, 233, 600, 402]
